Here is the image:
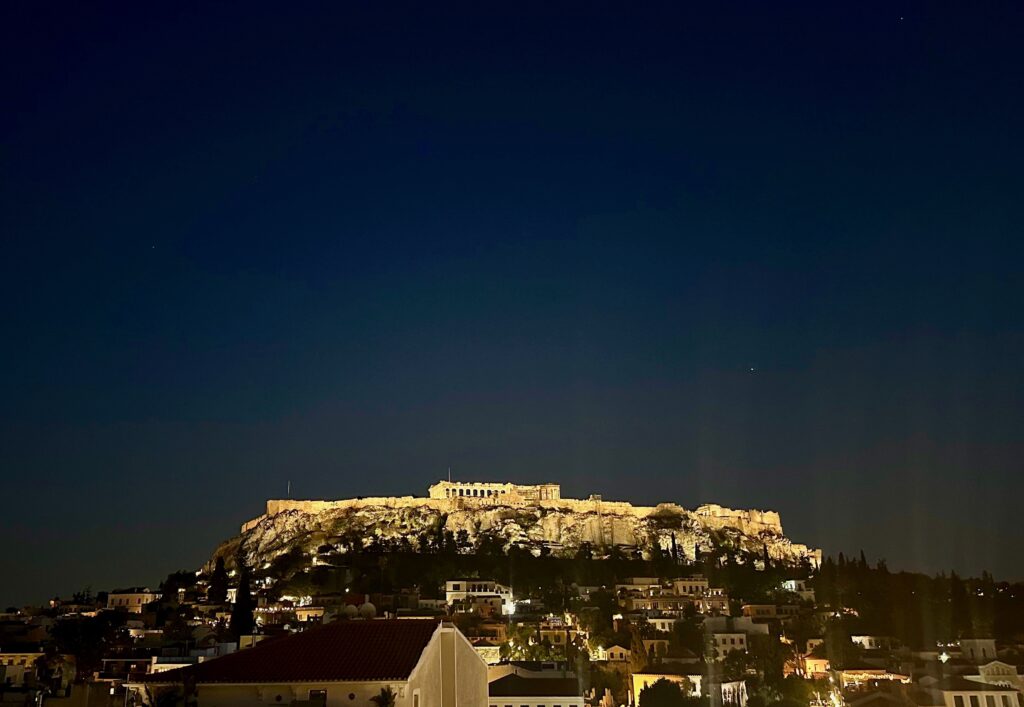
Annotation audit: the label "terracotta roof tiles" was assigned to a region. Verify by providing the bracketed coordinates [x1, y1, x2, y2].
[144, 619, 440, 684]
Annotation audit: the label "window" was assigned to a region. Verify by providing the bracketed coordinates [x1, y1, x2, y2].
[309, 691, 327, 702]
[1001, 698, 1011, 707]
[971, 696, 981, 707]
[987, 697, 996, 707]
[954, 697, 965, 707]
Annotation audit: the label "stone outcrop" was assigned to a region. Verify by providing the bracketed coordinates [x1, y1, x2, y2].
[217, 484, 821, 571]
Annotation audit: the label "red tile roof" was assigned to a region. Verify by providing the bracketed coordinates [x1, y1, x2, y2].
[145, 619, 441, 684]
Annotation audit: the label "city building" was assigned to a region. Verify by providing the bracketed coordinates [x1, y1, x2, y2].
[965, 662, 1024, 692]
[852, 636, 898, 651]
[488, 675, 583, 707]
[712, 633, 748, 659]
[935, 677, 1022, 707]
[106, 588, 161, 613]
[445, 580, 515, 616]
[632, 667, 748, 707]
[129, 620, 487, 707]
[672, 577, 711, 596]
[960, 640, 999, 665]
[781, 579, 815, 602]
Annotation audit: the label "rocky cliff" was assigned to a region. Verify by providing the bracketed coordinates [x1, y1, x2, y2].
[213, 495, 821, 571]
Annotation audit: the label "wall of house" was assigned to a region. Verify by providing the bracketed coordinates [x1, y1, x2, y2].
[487, 696, 584, 707]
[408, 626, 488, 707]
[943, 691, 1020, 707]
[182, 681, 409, 707]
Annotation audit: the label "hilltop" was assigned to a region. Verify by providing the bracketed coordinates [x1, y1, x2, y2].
[211, 481, 821, 574]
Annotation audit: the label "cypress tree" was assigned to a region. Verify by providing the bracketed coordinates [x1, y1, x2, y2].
[229, 558, 256, 640]
[208, 557, 228, 605]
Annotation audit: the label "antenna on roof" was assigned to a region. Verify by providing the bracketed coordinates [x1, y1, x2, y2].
[287, 480, 291, 498]
[448, 466, 452, 483]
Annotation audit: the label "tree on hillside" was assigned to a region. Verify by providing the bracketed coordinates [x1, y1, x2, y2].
[670, 615, 704, 655]
[229, 558, 256, 640]
[630, 624, 650, 672]
[950, 571, 970, 637]
[722, 648, 752, 682]
[823, 618, 859, 670]
[208, 558, 228, 604]
[748, 632, 791, 690]
[639, 679, 686, 707]
[160, 571, 198, 605]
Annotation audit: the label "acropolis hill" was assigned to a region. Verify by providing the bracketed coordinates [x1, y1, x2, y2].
[222, 481, 821, 569]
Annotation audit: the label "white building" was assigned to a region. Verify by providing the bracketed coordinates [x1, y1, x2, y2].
[961, 639, 999, 664]
[646, 617, 677, 633]
[781, 579, 815, 602]
[966, 662, 1024, 693]
[445, 580, 515, 615]
[605, 645, 630, 662]
[107, 588, 161, 613]
[672, 577, 710, 597]
[615, 578, 663, 597]
[937, 677, 1021, 707]
[698, 588, 731, 616]
[713, 633, 748, 659]
[851, 635, 896, 651]
[129, 620, 487, 707]
[703, 616, 769, 636]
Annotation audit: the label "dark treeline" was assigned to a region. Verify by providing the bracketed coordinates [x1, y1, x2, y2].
[256, 537, 1024, 651]
[812, 552, 1024, 647]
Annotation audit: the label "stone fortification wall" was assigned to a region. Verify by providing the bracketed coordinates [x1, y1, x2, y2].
[695, 503, 784, 535]
[240, 494, 784, 537]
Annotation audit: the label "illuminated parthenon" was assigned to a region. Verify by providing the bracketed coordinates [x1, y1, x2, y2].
[427, 480, 561, 501]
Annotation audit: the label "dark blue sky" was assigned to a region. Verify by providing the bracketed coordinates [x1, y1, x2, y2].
[2, 1, 1022, 607]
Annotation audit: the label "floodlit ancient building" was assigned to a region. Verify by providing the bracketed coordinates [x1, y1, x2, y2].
[427, 481, 560, 501]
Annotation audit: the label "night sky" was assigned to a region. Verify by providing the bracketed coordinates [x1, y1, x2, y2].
[2, 2, 1023, 608]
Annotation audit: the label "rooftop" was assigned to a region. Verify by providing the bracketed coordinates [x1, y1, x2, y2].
[489, 675, 581, 697]
[143, 619, 441, 684]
